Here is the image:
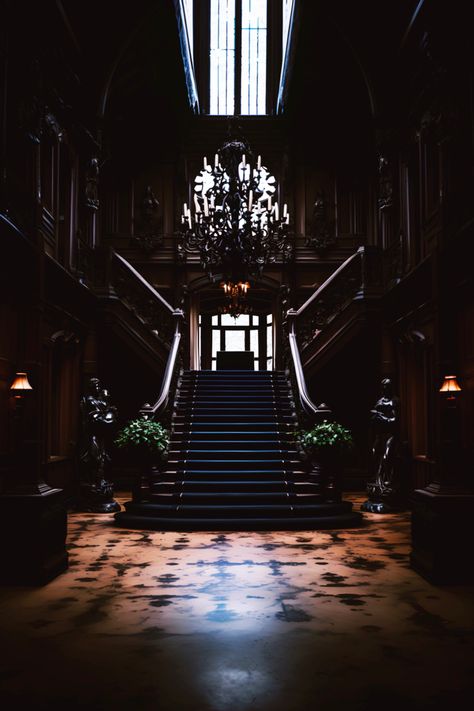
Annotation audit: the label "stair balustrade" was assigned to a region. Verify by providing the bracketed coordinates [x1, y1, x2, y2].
[86, 245, 185, 426]
[95, 248, 183, 350]
[285, 246, 383, 423]
[108, 251, 185, 422]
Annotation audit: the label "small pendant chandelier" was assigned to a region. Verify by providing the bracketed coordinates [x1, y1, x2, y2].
[179, 137, 292, 284]
[218, 279, 252, 320]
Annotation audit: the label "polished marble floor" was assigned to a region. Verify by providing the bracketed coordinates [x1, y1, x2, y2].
[1, 494, 473, 710]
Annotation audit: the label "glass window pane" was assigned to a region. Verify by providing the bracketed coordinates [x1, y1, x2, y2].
[183, 0, 194, 56]
[210, 0, 235, 115]
[267, 324, 273, 357]
[250, 328, 259, 356]
[212, 329, 220, 357]
[225, 330, 246, 350]
[212, 360, 217, 370]
[221, 314, 238, 326]
[252, 315, 259, 326]
[266, 313, 272, 325]
[241, 0, 267, 115]
[212, 315, 218, 325]
[282, 0, 295, 61]
[267, 357, 272, 371]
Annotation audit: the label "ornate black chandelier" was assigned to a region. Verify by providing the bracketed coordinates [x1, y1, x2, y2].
[178, 137, 292, 285]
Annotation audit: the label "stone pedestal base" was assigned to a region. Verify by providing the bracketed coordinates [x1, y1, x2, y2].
[411, 488, 474, 584]
[0, 488, 69, 585]
[76, 499, 121, 514]
[361, 500, 396, 513]
[76, 480, 120, 514]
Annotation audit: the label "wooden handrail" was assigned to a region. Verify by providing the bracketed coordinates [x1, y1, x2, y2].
[292, 247, 363, 317]
[285, 248, 368, 421]
[139, 309, 184, 418]
[113, 250, 175, 314]
[286, 314, 331, 420]
[110, 250, 184, 419]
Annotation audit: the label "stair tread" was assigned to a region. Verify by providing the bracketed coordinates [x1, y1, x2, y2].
[153, 480, 315, 486]
[169, 447, 297, 461]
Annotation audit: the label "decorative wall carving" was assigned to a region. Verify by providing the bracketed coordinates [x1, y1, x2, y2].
[377, 154, 393, 212]
[132, 185, 163, 253]
[85, 156, 100, 211]
[305, 191, 335, 252]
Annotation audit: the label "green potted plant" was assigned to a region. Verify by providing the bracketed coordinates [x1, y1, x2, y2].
[299, 420, 353, 502]
[115, 418, 169, 502]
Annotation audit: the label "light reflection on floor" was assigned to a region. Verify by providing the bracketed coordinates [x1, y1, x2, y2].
[0, 494, 473, 710]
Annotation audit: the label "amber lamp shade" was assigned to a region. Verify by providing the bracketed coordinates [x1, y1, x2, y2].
[439, 375, 462, 394]
[10, 372, 33, 397]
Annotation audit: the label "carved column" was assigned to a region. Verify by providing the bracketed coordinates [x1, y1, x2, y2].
[410, 238, 474, 583]
[0, 224, 68, 585]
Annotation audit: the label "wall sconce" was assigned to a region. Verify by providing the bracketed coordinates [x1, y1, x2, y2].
[439, 375, 461, 401]
[10, 372, 33, 399]
[10, 373, 33, 410]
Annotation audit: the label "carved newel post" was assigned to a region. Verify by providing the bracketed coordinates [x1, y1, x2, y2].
[77, 377, 120, 513]
[362, 378, 404, 513]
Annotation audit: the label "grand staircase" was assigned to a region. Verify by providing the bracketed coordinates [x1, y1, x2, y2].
[115, 370, 362, 530]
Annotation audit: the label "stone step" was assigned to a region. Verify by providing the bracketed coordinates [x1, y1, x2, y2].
[152, 480, 320, 494]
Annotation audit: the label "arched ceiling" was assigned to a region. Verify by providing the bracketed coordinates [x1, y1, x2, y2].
[46, 0, 434, 160]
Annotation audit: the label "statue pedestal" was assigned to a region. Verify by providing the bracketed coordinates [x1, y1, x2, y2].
[76, 481, 121, 513]
[0, 488, 69, 585]
[361, 484, 405, 513]
[361, 499, 394, 514]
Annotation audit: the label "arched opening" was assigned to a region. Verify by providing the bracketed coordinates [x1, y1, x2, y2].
[185, 278, 281, 370]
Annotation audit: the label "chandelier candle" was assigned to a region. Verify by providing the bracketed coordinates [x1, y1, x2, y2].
[178, 137, 292, 284]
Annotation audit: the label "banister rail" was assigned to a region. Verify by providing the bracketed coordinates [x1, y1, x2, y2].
[285, 246, 383, 422]
[139, 309, 184, 418]
[108, 250, 185, 420]
[113, 250, 175, 314]
[286, 312, 331, 421]
[87, 246, 186, 421]
[93, 247, 180, 349]
[292, 249, 362, 317]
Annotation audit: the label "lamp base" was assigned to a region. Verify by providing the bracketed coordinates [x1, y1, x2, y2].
[0, 488, 68, 585]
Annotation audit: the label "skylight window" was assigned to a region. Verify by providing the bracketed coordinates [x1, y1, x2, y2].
[241, 0, 267, 115]
[183, 0, 194, 55]
[210, 0, 236, 115]
[282, 0, 295, 60]
[209, 0, 267, 115]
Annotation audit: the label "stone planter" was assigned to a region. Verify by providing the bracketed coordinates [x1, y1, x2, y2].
[132, 449, 167, 503]
[307, 449, 343, 503]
